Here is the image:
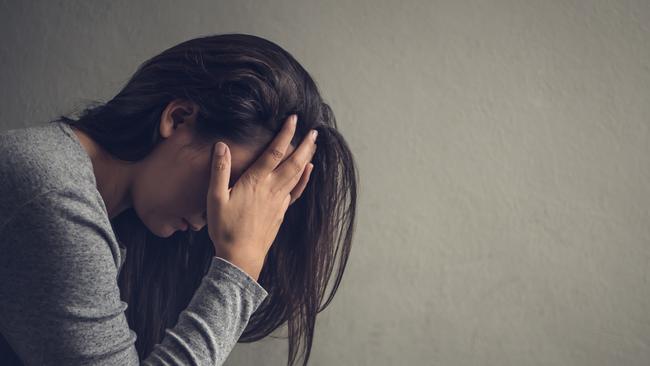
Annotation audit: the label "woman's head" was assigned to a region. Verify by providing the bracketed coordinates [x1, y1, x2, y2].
[50, 33, 357, 366]
[103, 97, 298, 237]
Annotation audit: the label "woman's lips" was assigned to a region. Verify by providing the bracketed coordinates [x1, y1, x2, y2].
[181, 218, 202, 231]
[180, 218, 189, 231]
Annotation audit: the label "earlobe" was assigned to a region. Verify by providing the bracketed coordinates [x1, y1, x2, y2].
[158, 119, 173, 139]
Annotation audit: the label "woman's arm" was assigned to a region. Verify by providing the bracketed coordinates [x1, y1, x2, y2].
[0, 186, 267, 365]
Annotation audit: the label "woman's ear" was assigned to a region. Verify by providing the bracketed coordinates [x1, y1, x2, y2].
[160, 99, 198, 137]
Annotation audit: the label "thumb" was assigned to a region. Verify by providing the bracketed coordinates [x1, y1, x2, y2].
[209, 141, 231, 205]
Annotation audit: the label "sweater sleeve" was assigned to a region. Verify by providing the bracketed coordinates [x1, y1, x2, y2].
[0, 187, 268, 366]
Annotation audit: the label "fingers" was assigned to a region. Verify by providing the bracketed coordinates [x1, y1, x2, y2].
[272, 128, 317, 195]
[209, 141, 231, 205]
[245, 114, 297, 182]
[289, 162, 314, 205]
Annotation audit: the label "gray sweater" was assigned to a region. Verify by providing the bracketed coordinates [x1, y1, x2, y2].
[0, 121, 269, 365]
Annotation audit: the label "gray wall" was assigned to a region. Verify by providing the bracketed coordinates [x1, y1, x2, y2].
[1, 1, 649, 365]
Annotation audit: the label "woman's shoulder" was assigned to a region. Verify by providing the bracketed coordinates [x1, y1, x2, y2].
[0, 121, 98, 216]
[0, 122, 123, 271]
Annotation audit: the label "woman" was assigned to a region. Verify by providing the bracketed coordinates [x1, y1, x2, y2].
[0, 33, 357, 366]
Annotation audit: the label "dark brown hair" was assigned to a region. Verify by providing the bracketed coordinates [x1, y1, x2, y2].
[48, 33, 357, 366]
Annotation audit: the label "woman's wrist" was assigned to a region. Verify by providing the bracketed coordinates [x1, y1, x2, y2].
[214, 252, 263, 282]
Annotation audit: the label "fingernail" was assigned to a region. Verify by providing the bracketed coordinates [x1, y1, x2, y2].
[216, 142, 226, 156]
[291, 115, 298, 126]
[311, 129, 318, 141]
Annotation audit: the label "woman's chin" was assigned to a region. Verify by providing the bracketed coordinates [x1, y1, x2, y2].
[142, 215, 185, 238]
[149, 223, 179, 238]
[166, 224, 182, 237]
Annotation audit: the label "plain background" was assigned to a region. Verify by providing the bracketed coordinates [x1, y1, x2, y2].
[1, 1, 648, 365]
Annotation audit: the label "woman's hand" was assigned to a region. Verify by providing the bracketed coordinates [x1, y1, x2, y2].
[206, 115, 317, 281]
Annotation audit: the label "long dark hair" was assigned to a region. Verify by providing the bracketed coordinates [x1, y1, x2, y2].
[48, 33, 357, 366]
